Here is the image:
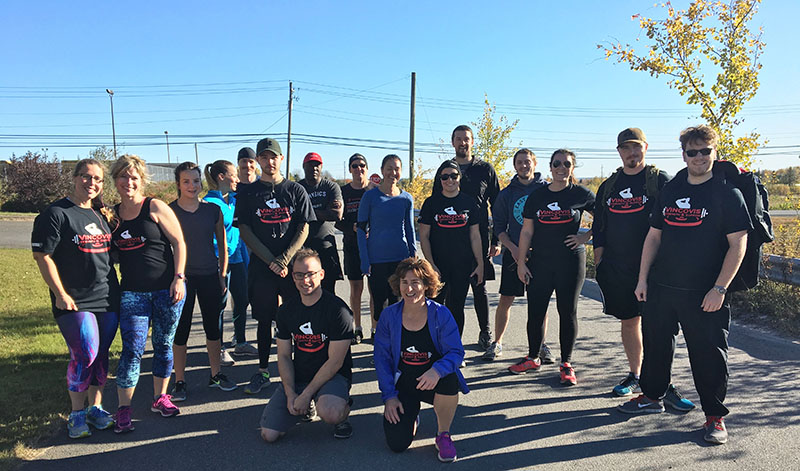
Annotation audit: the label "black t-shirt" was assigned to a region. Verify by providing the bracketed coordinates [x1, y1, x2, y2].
[398, 322, 441, 380]
[233, 179, 316, 268]
[339, 184, 367, 248]
[452, 158, 500, 247]
[595, 170, 670, 270]
[522, 184, 596, 258]
[299, 178, 342, 250]
[276, 290, 354, 384]
[31, 198, 119, 317]
[418, 192, 479, 274]
[649, 175, 751, 290]
[112, 198, 175, 292]
[169, 200, 221, 276]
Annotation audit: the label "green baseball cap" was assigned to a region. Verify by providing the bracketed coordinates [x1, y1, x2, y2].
[617, 128, 647, 146]
[256, 138, 283, 157]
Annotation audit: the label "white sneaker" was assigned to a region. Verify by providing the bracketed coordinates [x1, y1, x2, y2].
[220, 349, 235, 366]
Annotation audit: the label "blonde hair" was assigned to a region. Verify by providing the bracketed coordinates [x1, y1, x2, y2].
[110, 154, 150, 187]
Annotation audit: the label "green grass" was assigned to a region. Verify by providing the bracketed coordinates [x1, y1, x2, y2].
[0, 249, 121, 470]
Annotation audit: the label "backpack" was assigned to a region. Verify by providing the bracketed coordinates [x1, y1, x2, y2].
[595, 164, 662, 234]
[674, 160, 774, 292]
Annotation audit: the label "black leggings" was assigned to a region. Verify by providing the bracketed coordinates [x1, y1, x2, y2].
[383, 373, 459, 453]
[369, 261, 400, 322]
[434, 270, 471, 336]
[470, 275, 490, 333]
[248, 266, 298, 369]
[174, 273, 224, 345]
[525, 251, 585, 362]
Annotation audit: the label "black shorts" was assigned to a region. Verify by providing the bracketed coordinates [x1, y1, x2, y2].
[595, 259, 642, 320]
[342, 243, 363, 281]
[499, 250, 525, 297]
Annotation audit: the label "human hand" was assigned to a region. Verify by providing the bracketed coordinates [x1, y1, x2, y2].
[383, 397, 404, 424]
[634, 279, 648, 302]
[701, 289, 725, 312]
[416, 368, 441, 391]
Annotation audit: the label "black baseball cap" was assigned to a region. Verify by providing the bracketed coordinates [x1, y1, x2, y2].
[237, 147, 256, 161]
[256, 138, 282, 157]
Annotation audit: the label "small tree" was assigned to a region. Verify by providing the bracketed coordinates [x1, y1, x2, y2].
[2, 151, 70, 212]
[599, 0, 765, 168]
[400, 153, 434, 210]
[472, 95, 519, 186]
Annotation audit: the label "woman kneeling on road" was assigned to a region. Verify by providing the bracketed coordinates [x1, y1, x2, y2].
[374, 258, 469, 463]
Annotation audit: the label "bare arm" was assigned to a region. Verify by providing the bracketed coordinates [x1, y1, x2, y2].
[150, 199, 187, 303]
[516, 218, 535, 284]
[213, 213, 228, 291]
[701, 230, 747, 312]
[634, 227, 662, 302]
[497, 232, 519, 262]
[418, 223, 438, 274]
[593, 246, 604, 266]
[292, 339, 350, 414]
[469, 224, 484, 284]
[33, 252, 77, 311]
[315, 198, 343, 222]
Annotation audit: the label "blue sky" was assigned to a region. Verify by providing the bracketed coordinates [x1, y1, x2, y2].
[1, 0, 798, 179]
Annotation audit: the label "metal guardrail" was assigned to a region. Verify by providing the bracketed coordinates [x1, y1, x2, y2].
[761, 254, 800, 286]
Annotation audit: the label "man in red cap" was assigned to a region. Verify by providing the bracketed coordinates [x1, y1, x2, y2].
[299, 152, 344, 294]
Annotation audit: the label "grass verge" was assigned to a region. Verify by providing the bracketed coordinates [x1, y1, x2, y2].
[0, 249, 121, 470]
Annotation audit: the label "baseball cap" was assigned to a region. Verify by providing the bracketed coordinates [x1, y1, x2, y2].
[256, 138, 282, 157]
[617, 128, 647, 146]
[303, 152, 323, 165]
[237, 147, 256, 161]
[348, 153, 367, 167]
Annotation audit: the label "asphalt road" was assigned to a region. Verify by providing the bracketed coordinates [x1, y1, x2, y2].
[18, 255, 800, 470]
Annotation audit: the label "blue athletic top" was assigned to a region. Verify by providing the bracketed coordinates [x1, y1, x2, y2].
[356, 187, 416, 273]
[203, 190, 243, 264]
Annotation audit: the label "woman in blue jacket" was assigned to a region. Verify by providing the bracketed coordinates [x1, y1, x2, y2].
[374, 258, 469, 463]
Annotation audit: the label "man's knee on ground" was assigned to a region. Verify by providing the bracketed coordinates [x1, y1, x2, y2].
[261, 427, 283, 443]
[316, 395, 349, 424]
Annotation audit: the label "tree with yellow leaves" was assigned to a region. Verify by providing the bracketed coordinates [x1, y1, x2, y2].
[599, 0, 765, 168]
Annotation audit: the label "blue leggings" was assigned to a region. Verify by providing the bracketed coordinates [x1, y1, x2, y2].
[116, 290, 185, 389]
[56, 311, 119, 392]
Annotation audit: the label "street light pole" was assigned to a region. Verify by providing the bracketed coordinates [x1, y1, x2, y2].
[164, 131, 171, 164]
[105, 89, 117, 159]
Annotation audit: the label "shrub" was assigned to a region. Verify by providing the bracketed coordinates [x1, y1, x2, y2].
[1, 152, 70, 213]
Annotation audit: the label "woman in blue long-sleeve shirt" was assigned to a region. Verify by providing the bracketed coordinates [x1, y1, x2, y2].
[356, 154, 416, 325]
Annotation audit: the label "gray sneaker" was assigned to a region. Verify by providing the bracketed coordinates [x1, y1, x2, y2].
[539, 343, 555, 364]
[244, 371, 270, 394]
[220, 349, 235, 366]
[703, 416, 728, 444]
[208, 373, 237, 391]
[233, 342, 259, 356]
[617, 394, 665, 414]
[482, 342, 502, 361]
[171, 380, 187, 402]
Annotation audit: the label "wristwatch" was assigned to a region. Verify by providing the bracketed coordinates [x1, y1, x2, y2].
[175, 273, 186, 280]
[713, 285, 727, 295]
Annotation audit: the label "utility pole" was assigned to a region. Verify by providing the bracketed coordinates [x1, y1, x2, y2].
[409, 72, 416, 181]
[164, 131, 170, 164]
[286, 81, 294, 176]
[194, 143, 199, 165]
[105, 89, 117, 159]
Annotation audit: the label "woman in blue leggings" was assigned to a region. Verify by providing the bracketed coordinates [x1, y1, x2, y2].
[32, 158, 120, 439]
[111, 154, 188, 432]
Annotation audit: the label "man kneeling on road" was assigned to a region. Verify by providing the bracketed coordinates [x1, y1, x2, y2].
[260, 249, 355, 442]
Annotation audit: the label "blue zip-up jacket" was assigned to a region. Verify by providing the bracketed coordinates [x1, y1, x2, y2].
[492, 172, 547, 246]
[356, 187, 416, 274]
[374, 299, 469, 403]
[203, 190, 243, 264]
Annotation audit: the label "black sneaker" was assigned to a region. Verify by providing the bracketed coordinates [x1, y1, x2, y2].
[244, 371, 270, 394]
[538, 343, 555, 364]
[171, 380, 187, 402]
[478, 330, 492, 351]
[352, 327, 363, 345]
[333, 420, 353, 439]
[208, 373, 237, 391]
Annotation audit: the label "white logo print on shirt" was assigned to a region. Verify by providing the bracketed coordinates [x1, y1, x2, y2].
[443, 206, 457, 215]
[266, 198, 280, 209]
[84, 223, 103, 236]
[299, 321, 313, 334]
[120, 230, 132, 239]
[619, 187, 633, 199]
[547, 202, 561, 211]
[676, 198, 691, 209]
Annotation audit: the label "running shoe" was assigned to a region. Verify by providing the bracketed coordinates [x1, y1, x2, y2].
[478, 330, 492, 351]
[435, 432, 457, 462]
[67, 410, 91, 439]
[244, 371, 270, 394]
[703, 416, 728, 445]
[301, 401, 317, 422]
[612, 372, 640, 397]
[171, 380, 187, 402]
[664, 384, 696, 412]
[352, 327, 363, 345]
[508, 356, 541, 375]
[233, 342, 259, 356]
[617, 394, 665, 414]
[208, 372, 238, 391]
[560, 362, 577, 386]
[220, 349, 235, 366]
[333, 420, 353, 439]
[114, 406, 135, 433]
[482, 341, 502, 361]
[539, 343, 555, 365]
[86, 405, 115, 430]
[151, 394, 180, 417]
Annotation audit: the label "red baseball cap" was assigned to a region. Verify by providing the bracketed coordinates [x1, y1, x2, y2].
[303, 152, 323, 165]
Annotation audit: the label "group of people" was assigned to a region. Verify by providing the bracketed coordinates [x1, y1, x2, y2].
[32, 122, 748, 461]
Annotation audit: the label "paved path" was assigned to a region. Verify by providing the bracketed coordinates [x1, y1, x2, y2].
[21, 258, 800, 470]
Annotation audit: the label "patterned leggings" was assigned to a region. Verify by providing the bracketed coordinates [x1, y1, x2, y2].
[56, 311, 119, 392]
[116, 290, 185, 389]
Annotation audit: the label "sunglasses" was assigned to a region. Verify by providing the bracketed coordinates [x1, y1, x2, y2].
[350, 163, 366, 169]
[439, 173, 460, 181]
[550, 160, 572, 169]
[685, 148, 714, 157]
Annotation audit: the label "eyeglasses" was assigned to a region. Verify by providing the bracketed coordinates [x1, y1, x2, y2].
[439, 173, 459, 181]
[350, 163, 366, 169]
[684, 148, 714, 157]
[292, 270, 321, 281]
[79, 174, 104, 184]
[550, 160, 572, 169]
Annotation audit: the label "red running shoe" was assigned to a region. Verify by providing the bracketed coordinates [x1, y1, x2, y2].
[508, 356, 541, 375]
[560, 362, 577, 386]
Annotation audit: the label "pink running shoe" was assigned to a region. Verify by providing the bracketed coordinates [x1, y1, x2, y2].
[435, 432, 457, 462]
[151, 394, 180, 417]
[114, 406, 135, 433]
